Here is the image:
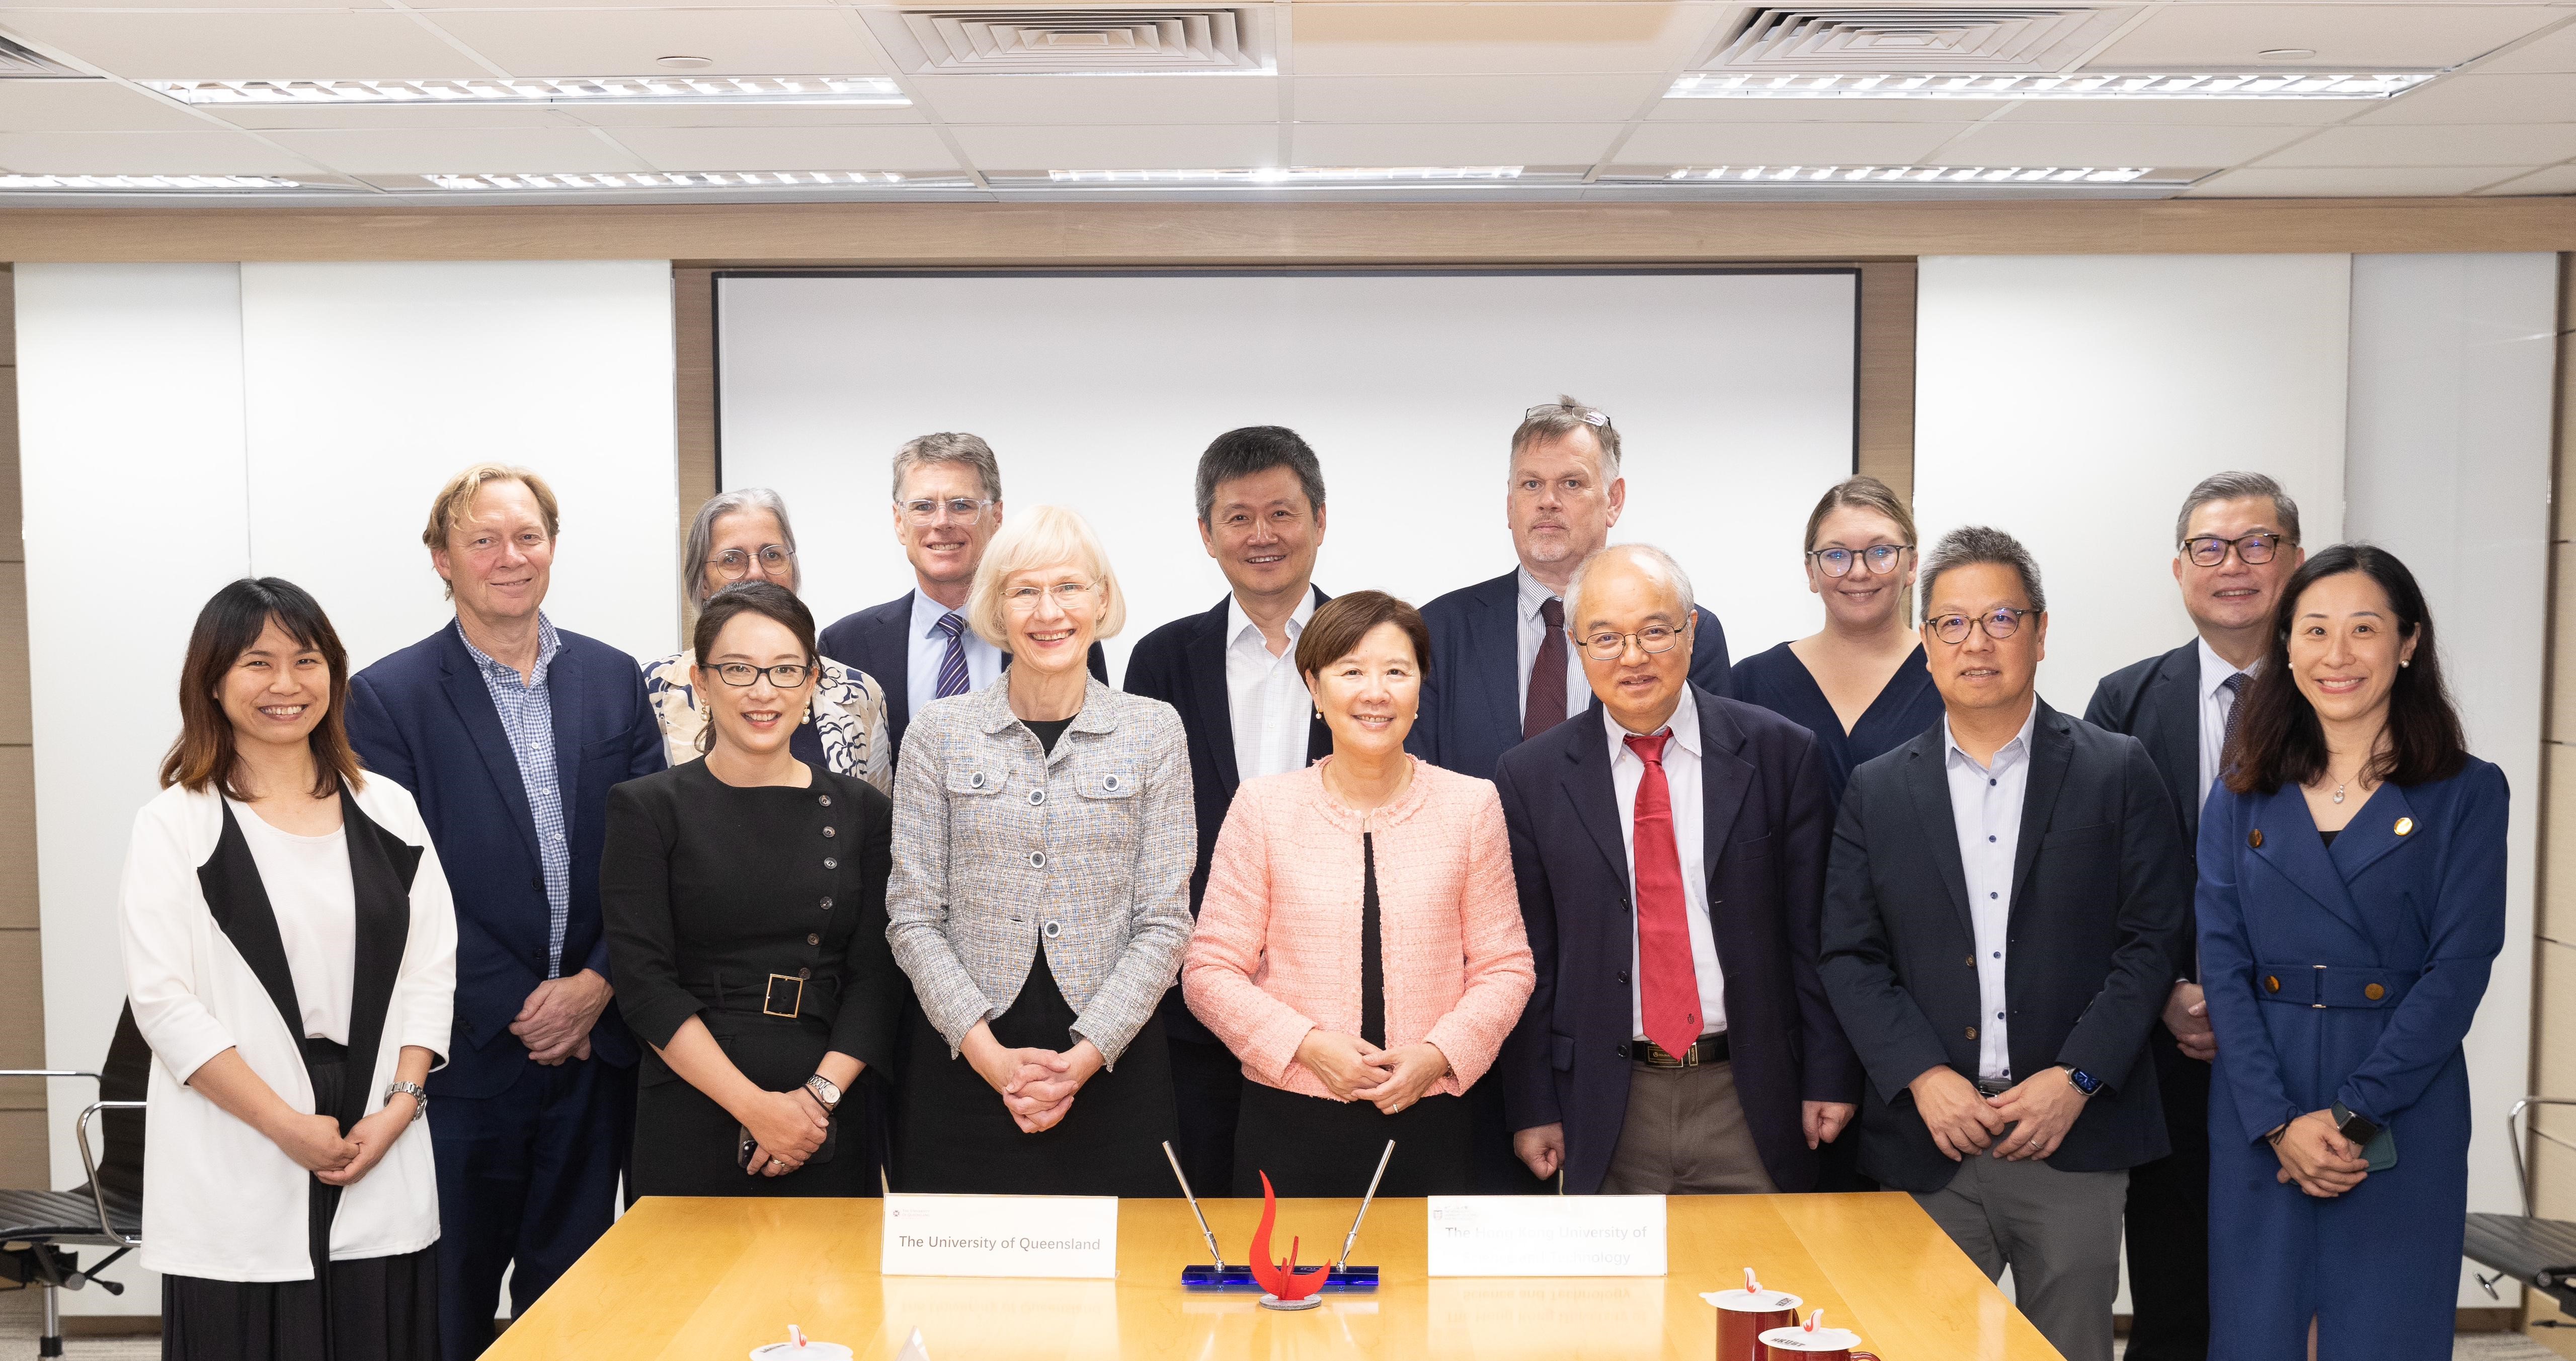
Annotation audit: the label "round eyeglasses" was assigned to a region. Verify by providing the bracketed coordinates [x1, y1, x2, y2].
[708, 544, 793, 580]
[1927, 608, 2036, 645]
[899, 497, 995, 527]
[1809, 544, 1911, 578]
[1004, 581, 1097, 614]
[1579, 624, 1685, 661]
[710, 661, 814, 688]
[2181, 532, 2291, 567]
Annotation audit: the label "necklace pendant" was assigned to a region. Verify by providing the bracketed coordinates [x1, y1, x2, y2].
[2332, 787, 2347, 804]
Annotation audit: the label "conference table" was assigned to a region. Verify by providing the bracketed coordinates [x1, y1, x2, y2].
[486, 1192, 2062, 1360]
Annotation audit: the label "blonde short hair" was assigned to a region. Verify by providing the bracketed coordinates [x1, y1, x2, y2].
[423, 463, 560, 552]
[966, 504, 1126, 647]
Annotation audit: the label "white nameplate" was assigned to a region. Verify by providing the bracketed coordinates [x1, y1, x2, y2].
[1424, 1195, 1667, 1277]
[879, 1194, 1118, 1279]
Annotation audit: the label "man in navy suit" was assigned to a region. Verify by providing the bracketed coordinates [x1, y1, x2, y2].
[346, 465, 665, 1359]
[2081, 472, 2304, 1361]
[1412, 397, 1731, 785]
[818, 432, 1102, 764]
[1124, 426, 1333, 1199]
[1497, 544, 1858, 1196]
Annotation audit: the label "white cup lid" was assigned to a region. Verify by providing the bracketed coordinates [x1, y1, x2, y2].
[1702, 1288, 1804, 1312]
[750, 1343, 852, 1360]
[1758, 1325, 1863, 1351]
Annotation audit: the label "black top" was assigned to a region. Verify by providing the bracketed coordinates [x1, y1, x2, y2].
[600, 759, 901, 1074]
[1024, 717, 1075, 755]
[1360, 832, 1385, 1049]
[1730, 641, 1946, 809]
[2319, 828, 2340, 848]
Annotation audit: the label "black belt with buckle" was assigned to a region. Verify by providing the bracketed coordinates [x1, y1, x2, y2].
[687, 971, 839, 1024]
[1618, 1034, 1731, 1068]
[1975, 1076, 2014, 1097]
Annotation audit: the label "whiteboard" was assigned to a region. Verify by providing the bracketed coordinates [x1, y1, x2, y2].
[717, 270, 1858, 679]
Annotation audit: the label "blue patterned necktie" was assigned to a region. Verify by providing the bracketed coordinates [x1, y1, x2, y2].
[2220, 671, 2249, 767]
[934, 612, 972, 700]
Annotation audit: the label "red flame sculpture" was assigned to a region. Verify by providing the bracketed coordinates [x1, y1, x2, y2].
[1247, 1172, 1329, 1304]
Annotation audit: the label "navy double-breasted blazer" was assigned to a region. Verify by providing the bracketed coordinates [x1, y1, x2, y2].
[1493, 684, 1862, 1195]
[346, 623, 666, 1098]
[2197, 761, 2507, 1357]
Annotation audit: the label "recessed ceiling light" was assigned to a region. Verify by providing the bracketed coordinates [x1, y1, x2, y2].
[2258, 48, 2319, 60]
[1613, 165, 2190, 186]
[410, 170, 970, 191]
[1665, 70, 2434, 100]
[0, 173, 315, 190]
[146, 76, 908, 108]
[657, 55, 714, 70]
[1033, 165, 1522, 185]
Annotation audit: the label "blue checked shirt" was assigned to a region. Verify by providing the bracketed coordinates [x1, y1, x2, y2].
[459, 615, 574, 978]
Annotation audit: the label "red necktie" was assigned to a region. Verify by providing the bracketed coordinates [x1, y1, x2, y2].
[1524, 597, 1568, 742]
[1624, 732, 1702, 1059]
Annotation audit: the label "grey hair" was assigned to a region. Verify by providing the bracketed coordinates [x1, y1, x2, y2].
[2174, 470, 2300, 547]
[1918, 525, 2045, 621]
[1565, 543, 1696, 629]
[891, 431, 1002, 504]
[1511, 395, 1622, 483]
[682, 488, 799, 607]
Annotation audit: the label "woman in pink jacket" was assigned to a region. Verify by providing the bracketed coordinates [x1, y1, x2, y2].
[1183, 590, 1535, 1197]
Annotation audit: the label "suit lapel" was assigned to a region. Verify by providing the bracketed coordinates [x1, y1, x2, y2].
[1188, 596, 1243, 796]
[1470, 572, 1524, 744]
[199, 801, 310, 1066]
[2246, 783, 2373, 939]
[1696, 689, 1755, 862]
[1902, 733, 1976, 941]
[873, 592, 914, 727]
[545, 641, 585, 842]
[2008, 704, 2074, 906]
[438, 629, 542, 867]
[2147, 644, 2204, 837]
[2328, 782, 2419, 885]
[1558, 709, 1632, 896]
[1304, 585, 1334, 766]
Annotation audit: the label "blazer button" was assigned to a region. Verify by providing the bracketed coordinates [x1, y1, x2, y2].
[1043, 920, 1062, 939]
[797, 967, 811, 980]
[2264, 975, 2281, 993]
[824, 857, 838, 870]
[1616, 970, 1629, 984]
[1102, 774, 1122, 793]
[2394, 817, 2414, 836]
[1965, 956, 1975, 968]
[807, 933, 822, 946]
[820, 897, 833, 910]
[2364, 982, 2387, 1001]
[1965, 1027, 1977, 1041]
[1029, 850, 1048, 869]
[823, 825, 837, 838]
[970, 771, 986, 789]
[1030, 789, 1046, 806]
[2249, 829, 2264, 848]
[819, 794, 832, 807]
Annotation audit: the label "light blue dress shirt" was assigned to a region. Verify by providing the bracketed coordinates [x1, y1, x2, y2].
[1943, 701, 2036, 1083]
[458, 614, 572, 978]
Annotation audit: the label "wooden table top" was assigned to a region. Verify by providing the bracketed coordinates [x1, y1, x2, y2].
[489, 1192, 2061, 1360]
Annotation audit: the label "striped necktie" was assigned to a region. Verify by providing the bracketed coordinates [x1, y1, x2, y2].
[2220, 671, 2249, 768]
[934, 612, 972, 700]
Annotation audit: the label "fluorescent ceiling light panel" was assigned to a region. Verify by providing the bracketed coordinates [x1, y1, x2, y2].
[1666, 70, 2437, 100]
[147, 76, 909, 107]
[415, 171, 969, 190]
[1036, 165, 1521, 185]
[1629, 164, 2178, 185]
[0, 173, 311, 190]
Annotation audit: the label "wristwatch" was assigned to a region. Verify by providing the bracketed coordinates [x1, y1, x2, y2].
[2059, 1065, 2103, 1097]
[803, 1074, 843, 1113]
[384, 1081, 429, 1124]
[2331, 1101, 2382, 1146]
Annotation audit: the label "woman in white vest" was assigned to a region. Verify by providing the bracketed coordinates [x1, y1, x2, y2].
[119, 577, 456, 1360]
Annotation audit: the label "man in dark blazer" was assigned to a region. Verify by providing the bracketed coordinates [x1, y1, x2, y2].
[1821, 526, 2189, 1361]
[1413, 398, 1729, 786]
[819, 433, 1102, 766]
[1497, 543, 1859, 1197]
[346, 465, 665, 1360]
[1124, 425, 1333, 1200]
[2081, 472, 2303, 1361]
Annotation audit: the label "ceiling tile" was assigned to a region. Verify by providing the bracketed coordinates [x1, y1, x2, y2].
[907, 73, 1278, 125]
[1617, 120, 1971, 164]
[602, 123, 956, 169]
[1647, 96, 2019, 123]
[1293, 73, 1660, 122]
[2260, 120, 2576, 165]
[259, 125, 642, 172]
[2090, 5, 2561, 70]
[565, 102, 930, 128]
[0, 11, 485, 79]
[422, 10, 886, 78]
[0, 129, 317, 174]
[2346, 72, 2576, 123]
[1291, 121, 1621, 163]
[1289, 4, 1722, 76]
[1989, 97, 2354, 127]
[0, 79, 207, 131]
[945, 122, 1276, 171]
[2472, 17, 2576, 72]
[1934, 120, 2310, 164]
[2183, 164, 2532, 196]
[2474, 163, 2576, 194]
[207, 103, 580, 131]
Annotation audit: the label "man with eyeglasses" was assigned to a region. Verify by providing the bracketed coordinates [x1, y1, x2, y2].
[818, 432, 1104, 767]
[346, 463, 667, 1358]
[1818, 526, 2189, 1361]
[2079, 472, 2305, 1361]
[1123, 426, 1334, 1202]
[1495, 543, 1857, 1200]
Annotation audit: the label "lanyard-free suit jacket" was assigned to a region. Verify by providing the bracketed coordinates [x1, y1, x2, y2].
[347, 623, 667, 1098]
[1819, 702, 2192, 1193]
[1493, 685, 1862, 1195]
[2085, 641, 2208, 854]
[1410, 569, 1733, 783]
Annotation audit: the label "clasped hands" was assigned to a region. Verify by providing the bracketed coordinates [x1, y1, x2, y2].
[275, 1092, 419, 1188]
[740, 1086, 831, 1178]
[964, 1023, 1105, 1134]
[1909, 1065, 2091, 1163]
[2270, 1110, 2369, 1198]
[1297, 1029, 1450, 1114]
[513, 969, 613, 1065]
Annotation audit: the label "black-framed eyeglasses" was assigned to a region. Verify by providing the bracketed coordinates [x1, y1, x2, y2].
[1580, 622, 1687, 661]
[2181, 532, 2292, 567]
[898, 497, 995, 526]
[708, 544, 793, 580]
[1927, 608, 2036, 645]
[1809, 544, 1911, 578]
[710, 661, 815, 688]
[1525, 402, 1609, 428]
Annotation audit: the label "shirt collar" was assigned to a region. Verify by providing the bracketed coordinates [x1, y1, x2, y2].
[1943, 699, 2037, 774]
[1606, 691, 1701, 764]
[1226, 587, 1315, 653]
[912, 588, 971, 641]
[2197, 636, 2259, 699]
[456, 614, 558, 687]
[1515, 564, 1560, 624]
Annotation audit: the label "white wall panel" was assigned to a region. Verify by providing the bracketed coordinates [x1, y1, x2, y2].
[718, 270, 1858, 682]
[2344, 251, 2558, 1310]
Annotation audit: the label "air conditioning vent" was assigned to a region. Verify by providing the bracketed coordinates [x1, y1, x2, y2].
[870, 8, 1271, 75]
[1703, 7, 2130, 73]
[0, 34, 89, 78]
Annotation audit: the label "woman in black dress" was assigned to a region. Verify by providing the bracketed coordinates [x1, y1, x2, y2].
[603, 581, 901, 1197]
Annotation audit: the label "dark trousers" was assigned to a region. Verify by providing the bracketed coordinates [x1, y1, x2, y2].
[2122, 1028, 2211, 1361]
[432, 1053, 634, 1360]
[1166, 1031, 1243, 1199]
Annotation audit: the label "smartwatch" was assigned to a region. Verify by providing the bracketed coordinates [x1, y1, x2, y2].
[2059, 1065, 2103, 1097]
[2330, 1101, 2382, 1147]
[803, 1074, 843, 1113]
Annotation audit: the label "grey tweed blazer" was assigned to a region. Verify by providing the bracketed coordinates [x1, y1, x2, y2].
[887, 674, 1196, 1064]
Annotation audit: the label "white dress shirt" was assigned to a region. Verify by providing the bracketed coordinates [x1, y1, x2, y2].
[907, 587, 1003, 721]
[1606, 698, 1727, 1041]
[227, 802, 356, 1044]
[1515, 566, 1590, 729]
[1225, 589, 1316, 783]
[1944, 702, 2037, 1083]
[2196, 637, 2256, 810]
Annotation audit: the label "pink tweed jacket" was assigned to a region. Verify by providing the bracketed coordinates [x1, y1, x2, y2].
[1182, 756, 1535, 1101]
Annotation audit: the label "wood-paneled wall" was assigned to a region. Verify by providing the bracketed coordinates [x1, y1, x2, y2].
[0, 265, 46, 1190]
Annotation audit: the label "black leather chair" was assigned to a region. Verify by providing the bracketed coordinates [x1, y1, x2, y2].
[2464, 1095, 2576, 1316]
[2, 1005, 148, 1359]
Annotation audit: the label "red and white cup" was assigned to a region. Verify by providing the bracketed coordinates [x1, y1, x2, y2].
[1758, 1319, 1879, 1360]
[1706, 1287, 1804, 1361]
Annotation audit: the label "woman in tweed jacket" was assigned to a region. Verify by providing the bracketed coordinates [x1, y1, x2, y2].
[886, 505, 1194, 1196]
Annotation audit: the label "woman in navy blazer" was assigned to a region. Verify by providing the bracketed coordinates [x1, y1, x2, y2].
[2197, 543, 2505, 1360]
